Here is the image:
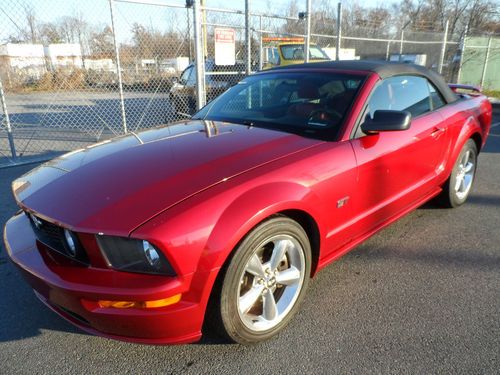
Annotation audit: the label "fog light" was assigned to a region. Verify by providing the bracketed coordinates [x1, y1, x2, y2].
[98, 294, 182, 309]
[142, 240, 160, 267]
[64, 229, 77, 256]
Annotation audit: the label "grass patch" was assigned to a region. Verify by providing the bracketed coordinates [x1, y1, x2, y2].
[483, 89, 500, 99]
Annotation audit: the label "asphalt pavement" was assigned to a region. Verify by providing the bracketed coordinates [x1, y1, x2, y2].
[0, 111, 499, 374]
[0, 90, 174, 167]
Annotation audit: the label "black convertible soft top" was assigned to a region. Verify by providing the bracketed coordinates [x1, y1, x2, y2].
[268, 60, 458, 104]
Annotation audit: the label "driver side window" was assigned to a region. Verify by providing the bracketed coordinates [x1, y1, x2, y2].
[355, 75, 438, 138]
[367, 76, 433, 118]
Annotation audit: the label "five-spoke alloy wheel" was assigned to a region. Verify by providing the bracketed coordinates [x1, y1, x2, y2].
[454, 148, 475, 201]
[237, 234, 305, 332]
[214, 217, 311, 344]
[438, 138, 478, 207]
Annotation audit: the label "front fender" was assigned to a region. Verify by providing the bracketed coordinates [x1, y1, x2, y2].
[131, 178, 324, 327]
[199, 181, 324, 272]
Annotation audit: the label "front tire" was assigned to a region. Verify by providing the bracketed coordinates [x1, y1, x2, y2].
[214, 217, 311, 345]
[437, 139, 478, 208]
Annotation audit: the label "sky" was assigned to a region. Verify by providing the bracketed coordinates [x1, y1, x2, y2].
[0, 0, 397, 43]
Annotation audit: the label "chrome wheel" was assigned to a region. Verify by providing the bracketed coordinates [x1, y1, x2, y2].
[237, 234, 305, 332]
[454, 149, 475, 200]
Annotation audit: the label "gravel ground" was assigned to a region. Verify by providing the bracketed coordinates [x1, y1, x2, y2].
[0, 111, 499, 374]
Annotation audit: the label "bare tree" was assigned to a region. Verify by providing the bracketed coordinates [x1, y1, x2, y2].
[22, 3, 38, 43]
[89, 26, 114, 58]
[39, 22, 63, 44]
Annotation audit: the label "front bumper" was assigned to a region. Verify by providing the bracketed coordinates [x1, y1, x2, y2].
[3, 212, 212, 345]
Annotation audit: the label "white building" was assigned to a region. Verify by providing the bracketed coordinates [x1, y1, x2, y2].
[0, 43, 47, 78]
[84, 58, 115, 72]
[162, 57, 189, 72]
[44, 43, 83, 70]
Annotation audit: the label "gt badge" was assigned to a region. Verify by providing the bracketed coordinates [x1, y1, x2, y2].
[337, 196, 350, 208]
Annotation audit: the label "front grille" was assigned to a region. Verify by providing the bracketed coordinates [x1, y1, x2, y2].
[26, 212, 89, 265]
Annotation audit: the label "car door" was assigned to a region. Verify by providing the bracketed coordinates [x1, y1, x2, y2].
[348, 75, 449, 235]
[171, 65, 196, 116]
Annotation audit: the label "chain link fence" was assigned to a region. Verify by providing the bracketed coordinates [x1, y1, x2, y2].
[0, 0, 498, 167]
[458, 34, 500, 90]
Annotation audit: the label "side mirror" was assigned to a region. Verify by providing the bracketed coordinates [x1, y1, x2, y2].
[361, 110, 412, 134]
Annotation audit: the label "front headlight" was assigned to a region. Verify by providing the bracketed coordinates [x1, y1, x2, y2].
[96, 235, 175, 276]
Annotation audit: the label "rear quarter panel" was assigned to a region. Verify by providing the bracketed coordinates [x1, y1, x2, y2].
[436, 95, 492, 183]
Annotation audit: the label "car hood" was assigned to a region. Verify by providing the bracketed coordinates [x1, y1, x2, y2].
[13, 120, 322, 235]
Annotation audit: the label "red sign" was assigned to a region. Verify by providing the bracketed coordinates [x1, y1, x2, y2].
[214, 28, 236, 65]
[215, 28, 235, 44]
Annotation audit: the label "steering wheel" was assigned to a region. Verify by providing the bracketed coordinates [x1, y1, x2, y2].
[307, 109, 343, 125]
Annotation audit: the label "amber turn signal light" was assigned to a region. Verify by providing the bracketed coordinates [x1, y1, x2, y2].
[98, 294, 181, 309]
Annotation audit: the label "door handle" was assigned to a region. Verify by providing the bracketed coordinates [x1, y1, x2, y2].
[431, 127, 446, 137]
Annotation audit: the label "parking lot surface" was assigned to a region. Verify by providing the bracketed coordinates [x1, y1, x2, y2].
[0, 90, 172, 166]
[0, 110, 499, 374]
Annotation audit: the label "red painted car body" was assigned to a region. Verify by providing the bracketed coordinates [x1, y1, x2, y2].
[4, 62, 492, 344]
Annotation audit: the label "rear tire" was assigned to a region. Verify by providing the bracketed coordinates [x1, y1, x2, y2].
[437, 139, 477, 208]
[210, 217, 311, 345]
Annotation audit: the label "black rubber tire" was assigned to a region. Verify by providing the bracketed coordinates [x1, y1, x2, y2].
[209, 216, 311, 345]
[436, 139, 478, 208]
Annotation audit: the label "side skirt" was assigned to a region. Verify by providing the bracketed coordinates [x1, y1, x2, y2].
[315, 187, 442, 272]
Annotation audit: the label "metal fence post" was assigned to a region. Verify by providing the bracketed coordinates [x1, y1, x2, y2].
[305, 0, 312, 63]
[108, 0, 127, 134]
[385, 41, 391, 60]
[399, 29, 404, 55]
[201, 0, 207, 58]
[245, 0, 251, 75]
[336, 2, 342, 61]
[457, 26, 468, 84]
[187, 6, 192, 61]
[438, 19, 449, 74]
[0, 78, 16, 161]
[258, 15, 263, 71]
[480, 36, 493, 88]
[193, 0, 206, 109]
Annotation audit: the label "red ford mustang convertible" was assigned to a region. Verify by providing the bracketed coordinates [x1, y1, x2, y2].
[4, 61, 492, 345]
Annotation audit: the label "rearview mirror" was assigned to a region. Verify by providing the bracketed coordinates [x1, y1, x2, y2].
[361, 110, 411, 134]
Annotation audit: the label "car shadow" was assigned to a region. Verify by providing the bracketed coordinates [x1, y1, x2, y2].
[419, 193, 500, 210]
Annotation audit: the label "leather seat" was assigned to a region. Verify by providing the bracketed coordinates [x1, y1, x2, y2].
[287, 81, 320, 118]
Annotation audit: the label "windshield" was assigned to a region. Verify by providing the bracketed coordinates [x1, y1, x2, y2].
[194, 72, 365, 140]
[280, 44, 329, 60]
